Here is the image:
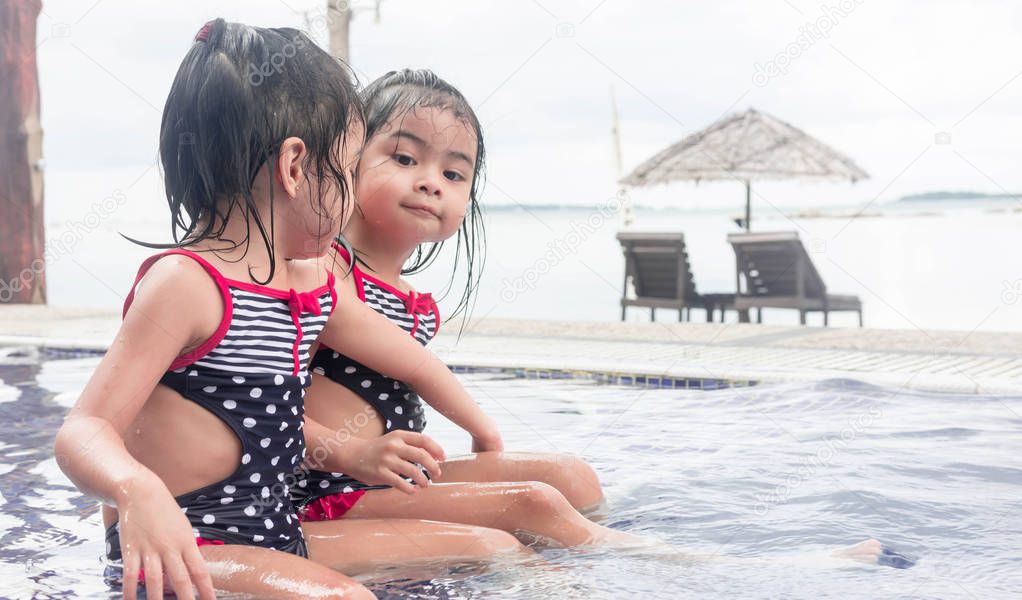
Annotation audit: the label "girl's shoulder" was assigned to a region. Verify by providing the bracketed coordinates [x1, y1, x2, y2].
[128, 250, 226, 308]
[164, 244, 332, 295]
[353, 263, 415, 298]
[124, 251, 225, 342]
[325, 241, 415, 296]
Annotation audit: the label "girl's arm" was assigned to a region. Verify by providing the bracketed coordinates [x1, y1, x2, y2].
[318, 284, 504, 452]
[53, 257, 218, 600]
[302, 416, 446, 492]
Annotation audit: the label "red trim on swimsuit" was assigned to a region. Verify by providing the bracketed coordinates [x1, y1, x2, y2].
[228, 276, 334, 301]
[123, 249, 234, 370]
[298, 490, 366, 522]
[330, 241, 439, 339]
[333, 241, 412, 300]
[124, 249, 336, 374]
[137, 537, 224, 585]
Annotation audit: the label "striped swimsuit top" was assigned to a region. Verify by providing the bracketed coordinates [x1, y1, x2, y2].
[292, 242, 439, 506]
[115, 249, 335, 557]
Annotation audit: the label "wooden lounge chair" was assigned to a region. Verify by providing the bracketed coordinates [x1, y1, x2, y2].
[727, 231, 863, 326]
[617, 232, 743, 322]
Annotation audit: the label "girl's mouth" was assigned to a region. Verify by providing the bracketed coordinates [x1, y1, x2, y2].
[402, 204, 440, 219]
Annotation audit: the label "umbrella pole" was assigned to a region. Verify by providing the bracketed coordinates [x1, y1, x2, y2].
[744, 180, 751, 231]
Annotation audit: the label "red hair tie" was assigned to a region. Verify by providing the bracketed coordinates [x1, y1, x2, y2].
[194, 21, 212, 42]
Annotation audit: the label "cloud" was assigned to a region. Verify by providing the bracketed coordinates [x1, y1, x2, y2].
[34, 0, 1022, 210]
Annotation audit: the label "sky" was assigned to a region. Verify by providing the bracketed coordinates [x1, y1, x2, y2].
[31, 0, 1022, 216]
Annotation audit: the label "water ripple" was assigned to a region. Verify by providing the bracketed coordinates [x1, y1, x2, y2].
[3, 363, 1021, 599]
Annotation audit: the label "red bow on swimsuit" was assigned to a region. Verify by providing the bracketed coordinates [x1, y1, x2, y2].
[288, 288, 323, 317]
[404, 291, 435, 316]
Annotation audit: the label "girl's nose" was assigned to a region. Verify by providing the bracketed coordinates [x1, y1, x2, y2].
[417, 177, 441, 197]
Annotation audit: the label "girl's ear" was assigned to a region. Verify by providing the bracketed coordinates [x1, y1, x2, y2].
[276, 137, 308, 198]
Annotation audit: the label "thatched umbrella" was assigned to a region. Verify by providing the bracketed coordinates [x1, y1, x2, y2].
[620, 108, 868, 230]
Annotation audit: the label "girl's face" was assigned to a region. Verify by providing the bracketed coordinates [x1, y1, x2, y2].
[355, 106, 477, 247]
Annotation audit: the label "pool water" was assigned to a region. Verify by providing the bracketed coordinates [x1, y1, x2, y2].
[1, 349, 1020, 599]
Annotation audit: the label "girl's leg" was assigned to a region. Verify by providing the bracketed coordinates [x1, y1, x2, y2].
[344, 481, 637, 547]
[303, 518, 532, 574]
[197, 544, 374, 599]
[433, 451, 605, 512]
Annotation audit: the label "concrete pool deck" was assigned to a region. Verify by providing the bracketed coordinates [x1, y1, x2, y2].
[1, 305, 1020, 395]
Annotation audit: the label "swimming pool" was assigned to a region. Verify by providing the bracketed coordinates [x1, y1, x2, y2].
[2, 348, 1020, 598]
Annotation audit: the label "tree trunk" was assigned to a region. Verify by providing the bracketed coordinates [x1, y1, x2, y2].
[0, 0, 45, 304]
[327, 1, 351, 64]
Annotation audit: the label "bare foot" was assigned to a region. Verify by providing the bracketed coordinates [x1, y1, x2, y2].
[832, 538, 916, 569]
[588, 526, 651, 547]
[832, 538, 884, 564]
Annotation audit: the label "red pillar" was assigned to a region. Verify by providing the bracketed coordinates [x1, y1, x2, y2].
[0, 0, 45, 304]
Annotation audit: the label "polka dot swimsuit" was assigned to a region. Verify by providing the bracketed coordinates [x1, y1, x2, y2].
[104, 249, 335, 559]
[292, 243, 438, 512]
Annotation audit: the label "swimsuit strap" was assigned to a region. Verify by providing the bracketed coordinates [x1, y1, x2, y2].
[123, 249, 234, 371]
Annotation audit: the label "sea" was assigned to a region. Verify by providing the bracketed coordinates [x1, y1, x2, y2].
[35, 166, 1022, 333]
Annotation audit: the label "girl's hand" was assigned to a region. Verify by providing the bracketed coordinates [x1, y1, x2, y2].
[320, 290, 503, 463]
[343, 431, 446, 494]
[118, 471, 216, 600]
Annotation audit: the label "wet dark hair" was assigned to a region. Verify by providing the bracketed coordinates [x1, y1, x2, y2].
[359, 68, 486, 322]
[128, 18, 363, 284]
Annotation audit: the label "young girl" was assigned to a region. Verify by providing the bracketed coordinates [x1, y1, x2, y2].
[295, 69, 627, 551]
[53, 23, 518, 599]
[295, 70, 900, 572]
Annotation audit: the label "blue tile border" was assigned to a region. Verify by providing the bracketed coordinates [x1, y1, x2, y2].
[41, 347, 106, 359]
[28, 346, 758, 390]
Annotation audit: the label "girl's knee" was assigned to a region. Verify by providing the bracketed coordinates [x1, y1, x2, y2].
[559, 454, 598, 480]
[475, 527, 524, 554]
[516, 481, 572, 513]
[550, 454, 604, 506]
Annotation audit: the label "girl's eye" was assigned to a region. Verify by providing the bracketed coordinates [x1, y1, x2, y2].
[444, 170, 465, 182]
[393, 154, 416, 166]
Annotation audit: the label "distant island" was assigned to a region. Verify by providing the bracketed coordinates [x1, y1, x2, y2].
[898, 191, 1021, 202]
